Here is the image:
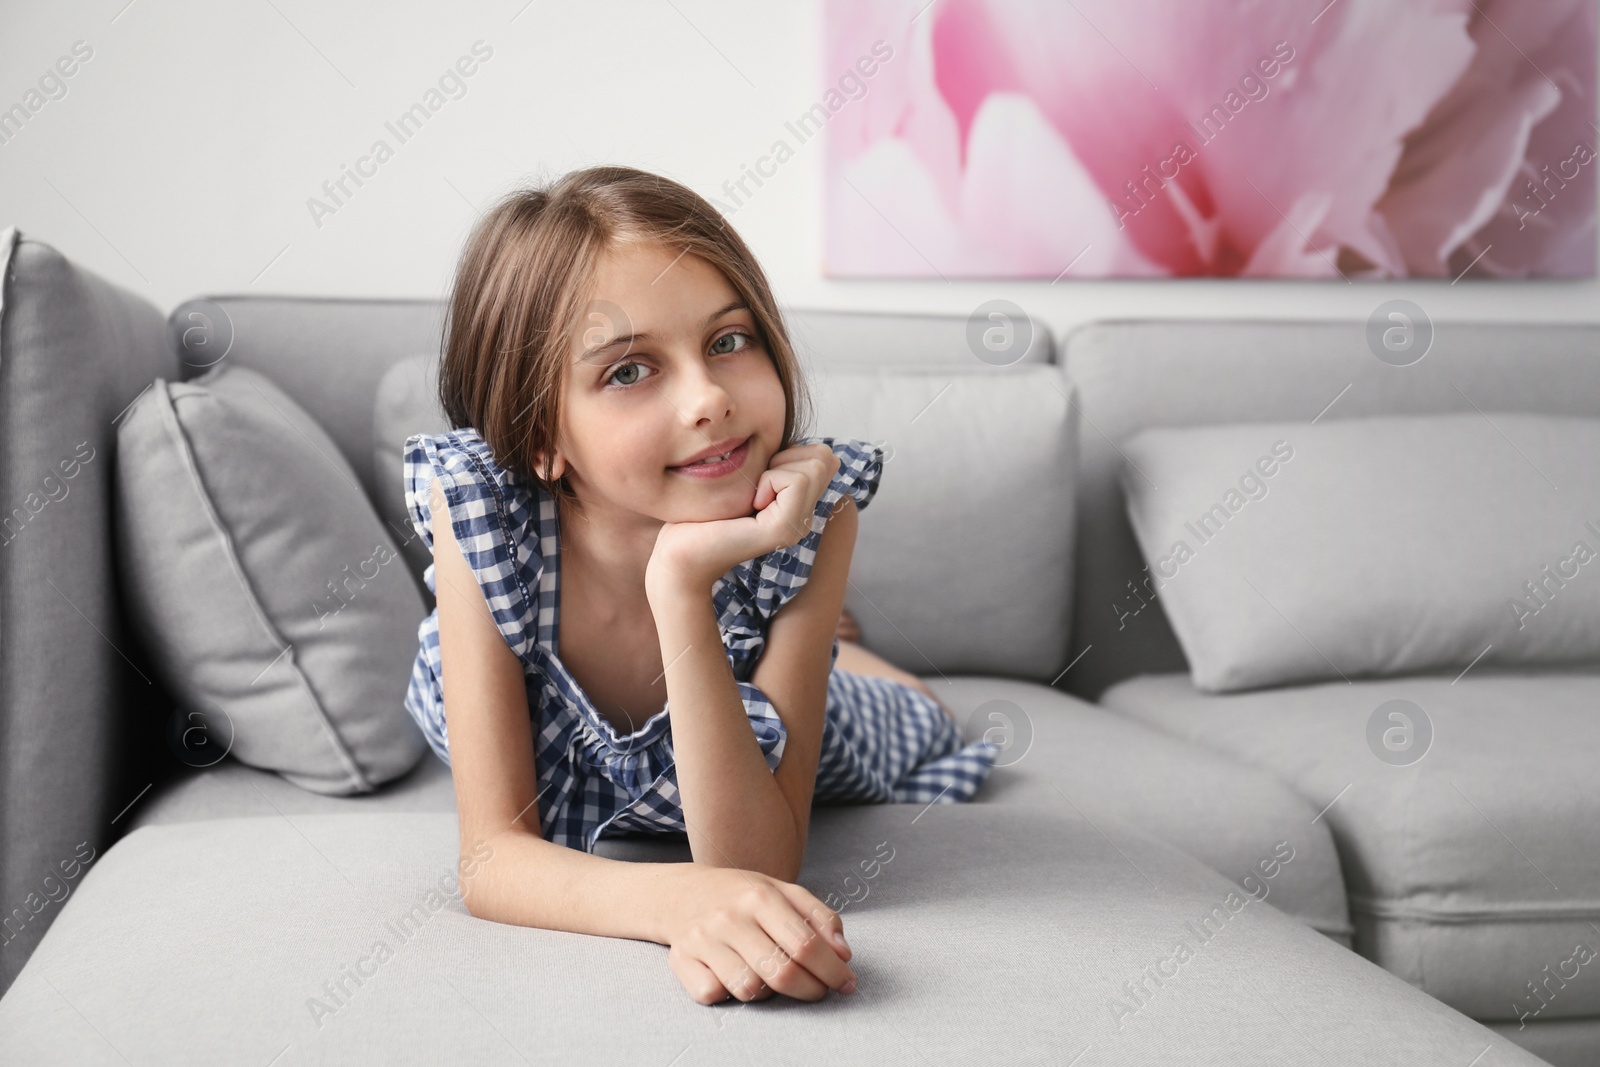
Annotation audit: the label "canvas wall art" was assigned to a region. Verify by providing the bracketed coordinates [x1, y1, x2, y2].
[823, 0, 1597, 279]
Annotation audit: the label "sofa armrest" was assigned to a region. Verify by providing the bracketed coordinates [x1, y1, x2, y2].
[0, 228, 179, 995]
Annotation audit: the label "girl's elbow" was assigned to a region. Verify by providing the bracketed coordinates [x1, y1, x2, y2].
[770, 824, 808, 884]
[455, 823, 536, 919]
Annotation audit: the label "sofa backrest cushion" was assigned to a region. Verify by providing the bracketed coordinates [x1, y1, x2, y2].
[812, 363, 1078, 678]
[785, 307, 1055, 367]
[165, 299, 1055, 546]
[374, 353, 1079, 680]
[1062, 318, 1600, 700]
[169, 296, 1068, 673]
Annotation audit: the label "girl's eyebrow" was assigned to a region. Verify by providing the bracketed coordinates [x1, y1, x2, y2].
[578, 299, 749, 364]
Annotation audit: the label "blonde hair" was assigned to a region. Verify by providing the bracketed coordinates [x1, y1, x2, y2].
[437, 165, 812, 516]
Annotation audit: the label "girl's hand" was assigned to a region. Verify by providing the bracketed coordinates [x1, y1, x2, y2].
[665, 866, 858, 1005]
[647, 442, 841, 595]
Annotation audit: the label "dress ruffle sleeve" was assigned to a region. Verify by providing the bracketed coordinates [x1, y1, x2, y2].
[713, 436, 884, 679]
[403, 428, 545, 665]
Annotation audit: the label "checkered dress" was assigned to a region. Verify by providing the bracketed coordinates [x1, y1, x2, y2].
[402, 428, 999, 853]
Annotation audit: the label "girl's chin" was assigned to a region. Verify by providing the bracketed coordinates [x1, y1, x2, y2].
[680, 500, 757, 522]
[660, 486, 758, 522]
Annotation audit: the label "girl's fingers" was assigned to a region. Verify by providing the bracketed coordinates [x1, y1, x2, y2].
[669, 945, 730, 1006]
[758, 895, 855, 996]
[781, 884, 852, 963]
[752, 466, 802, 520]
[754, 469, 810, 545]
[752, 466, 796, 506]
[734, 922, 831, 1002]
[701, 940, 780, 1003]
[759, 446, 836, 511]
[765, 442, 833, 470]
[751, 468, 779, 511]
[748, 446, 839, 552]
[674, 889, 853, 1004]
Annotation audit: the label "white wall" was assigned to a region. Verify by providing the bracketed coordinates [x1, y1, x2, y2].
[2, 0, 1596, 342]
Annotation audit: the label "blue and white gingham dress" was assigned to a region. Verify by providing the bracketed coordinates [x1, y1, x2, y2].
[402, 428, 998, 853]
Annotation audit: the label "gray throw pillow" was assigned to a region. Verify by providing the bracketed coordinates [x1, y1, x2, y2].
[114, 362, 427, 794]
[1120, 413, 1600, 692]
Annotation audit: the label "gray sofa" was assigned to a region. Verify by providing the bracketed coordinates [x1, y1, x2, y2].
[1059, 320, 1600, 1067]
[0, 226, 1571, 1065]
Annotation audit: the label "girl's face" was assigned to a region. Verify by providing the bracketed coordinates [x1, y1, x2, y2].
[550, 238, 787, 524]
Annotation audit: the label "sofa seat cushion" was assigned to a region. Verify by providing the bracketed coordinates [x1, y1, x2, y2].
[1485, 1016, 1600, 1067]
[947, 677, 1351, 945]
[0, 808, 1535, 1066]
[124, 676, 1352, 945]
[126, 750, 457, 830]
[1101, 667, 1600, 1023]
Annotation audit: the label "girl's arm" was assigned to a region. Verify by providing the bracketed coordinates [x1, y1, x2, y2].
[431, 477, 688, 942]
[747, 495, 859, 860]
[433, 477, 857, 1003]
[647, 495, 859, 882]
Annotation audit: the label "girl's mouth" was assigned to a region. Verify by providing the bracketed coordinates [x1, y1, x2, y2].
[668, 436, 751, 479]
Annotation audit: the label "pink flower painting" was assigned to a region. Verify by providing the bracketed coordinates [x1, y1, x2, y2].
[823, 0, 1597, 279]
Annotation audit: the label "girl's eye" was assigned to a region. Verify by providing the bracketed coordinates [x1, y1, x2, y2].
[605, 360, 651, 388]
[710, 331, 752, 355]
[604, 332, 752, 388]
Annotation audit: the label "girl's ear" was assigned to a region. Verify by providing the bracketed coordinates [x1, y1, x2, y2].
[535, 450, 568, 483]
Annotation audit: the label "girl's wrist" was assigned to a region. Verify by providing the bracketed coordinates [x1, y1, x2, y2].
[644, 556, 713, 607]
[653, 862, 707, 944]
[643, 566, 707, 617]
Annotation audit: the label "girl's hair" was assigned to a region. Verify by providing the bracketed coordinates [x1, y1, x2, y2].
[436, 165, 812, 517]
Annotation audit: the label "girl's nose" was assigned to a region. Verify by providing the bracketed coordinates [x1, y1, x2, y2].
[669, 356, 734, 424]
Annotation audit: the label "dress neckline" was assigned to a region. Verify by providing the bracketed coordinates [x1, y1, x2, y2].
[541, 484, 673, 746]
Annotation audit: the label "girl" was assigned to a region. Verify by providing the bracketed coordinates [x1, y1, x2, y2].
[402, 165, 999, 1006]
